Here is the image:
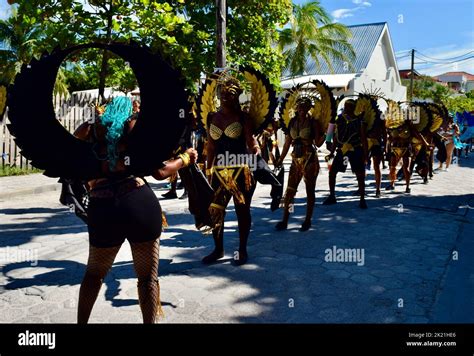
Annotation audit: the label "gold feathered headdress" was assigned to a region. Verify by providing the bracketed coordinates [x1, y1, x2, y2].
[279, 80, 336, 135]
[195, 66, 277, 134]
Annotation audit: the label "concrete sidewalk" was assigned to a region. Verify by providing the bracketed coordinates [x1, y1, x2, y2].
[0, 174, 61, 200]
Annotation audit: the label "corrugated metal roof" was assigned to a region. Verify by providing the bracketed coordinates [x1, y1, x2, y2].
[282, 22, 386, 78]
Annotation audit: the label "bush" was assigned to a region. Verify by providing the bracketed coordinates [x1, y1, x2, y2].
[0, 165, 43, 177]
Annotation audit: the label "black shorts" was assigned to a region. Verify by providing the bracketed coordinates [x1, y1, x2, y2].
[88, 184, 162, 248]
[332, 147, 365, 174]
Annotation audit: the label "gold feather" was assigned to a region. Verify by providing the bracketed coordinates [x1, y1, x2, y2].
[244, 71, 270, 131]
[426, 103, 444, 132]
[311, 80, 336, 133]
[355, 95, 378, 131]
[430, 115, 443, 132]
[385, 100, 404, 129]
[312, 99, 322, 120]
[197, 79, 217, 128]
[412, 103, 430, 132]
[280, 86, 300, 133]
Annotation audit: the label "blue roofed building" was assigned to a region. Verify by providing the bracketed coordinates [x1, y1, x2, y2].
[281, 22, 407, 102]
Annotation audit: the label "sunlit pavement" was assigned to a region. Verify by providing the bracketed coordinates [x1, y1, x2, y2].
[0, 153, 472, 323]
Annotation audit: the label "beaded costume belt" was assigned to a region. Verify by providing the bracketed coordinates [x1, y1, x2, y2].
[89, 177, 146, 199]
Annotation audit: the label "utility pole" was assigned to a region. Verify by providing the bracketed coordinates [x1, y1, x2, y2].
[216, 0, 227, 69]
[409, 49, 415, 101]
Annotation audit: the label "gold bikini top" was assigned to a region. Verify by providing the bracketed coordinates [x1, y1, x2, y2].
[290, 118, 312, 140]
[209, 121, 243, 140]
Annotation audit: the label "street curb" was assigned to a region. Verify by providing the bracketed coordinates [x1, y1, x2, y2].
[0, 183, 61, 200]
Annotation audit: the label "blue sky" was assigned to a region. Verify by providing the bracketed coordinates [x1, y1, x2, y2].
[294, 0, 474, 75]
[2, 0, 473, 76]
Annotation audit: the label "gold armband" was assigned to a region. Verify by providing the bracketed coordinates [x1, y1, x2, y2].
[178, 153, 190, 167]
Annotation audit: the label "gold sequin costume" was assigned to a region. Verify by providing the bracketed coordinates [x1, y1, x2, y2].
[282, 115, 319, 226]
[207, 119, 255, 234]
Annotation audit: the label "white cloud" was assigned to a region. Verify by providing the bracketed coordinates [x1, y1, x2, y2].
[331, 8, 356, 19]
[332, 1, 372, 20]
[353, 0, 372, 6]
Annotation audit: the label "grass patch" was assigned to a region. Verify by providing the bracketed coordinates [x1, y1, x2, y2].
[0, 165, 43, 177]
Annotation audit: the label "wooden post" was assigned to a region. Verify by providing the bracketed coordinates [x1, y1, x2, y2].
[216, 0, 227, 69]
[409, 49, 415, 101]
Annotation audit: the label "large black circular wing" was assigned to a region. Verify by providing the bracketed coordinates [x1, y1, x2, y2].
[7, 42, 187, 180]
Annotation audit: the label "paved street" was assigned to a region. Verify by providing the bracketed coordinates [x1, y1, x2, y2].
[0, 154, 473, 323]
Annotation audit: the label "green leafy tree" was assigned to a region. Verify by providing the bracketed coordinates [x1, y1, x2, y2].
[443, 95, 474, 113]
[0, 9, 42, 84]
[465, 90, 474, 99]
[278, 0, 355, 76]
[6, 0, 294, 94]
[402, 76, 453, 102]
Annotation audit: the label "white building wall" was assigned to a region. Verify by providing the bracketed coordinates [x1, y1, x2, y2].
[466, 81, 474, 92]
[347, 67, 406, 102]
[365, 41, 390, 81]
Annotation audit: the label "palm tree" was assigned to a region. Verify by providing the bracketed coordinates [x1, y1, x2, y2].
[0, 10, 42, 84]
[0, 11, 71, 96]
[278, 0, 355, 77]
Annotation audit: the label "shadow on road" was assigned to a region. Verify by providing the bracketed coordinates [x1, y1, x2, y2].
[0, 157, 473, 323]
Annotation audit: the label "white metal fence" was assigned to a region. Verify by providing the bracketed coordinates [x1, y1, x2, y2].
[0, 92, 97, 169]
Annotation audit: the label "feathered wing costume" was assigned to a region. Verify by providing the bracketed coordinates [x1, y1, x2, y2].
[276, 80, 336, 230]
[196, 66, 280, 185]
[279, 80, 336, 154]
[279, 80, 336, 137]
[6, 42, 187, 221]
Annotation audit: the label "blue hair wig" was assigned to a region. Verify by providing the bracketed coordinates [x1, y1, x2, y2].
[100, 96, 133, 170]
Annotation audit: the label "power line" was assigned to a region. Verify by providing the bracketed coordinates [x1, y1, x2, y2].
[395, 50, 412, 56]
[414, 55, 474, 65]
[396, 54, 411, 60]
[415, 50, 474, 62]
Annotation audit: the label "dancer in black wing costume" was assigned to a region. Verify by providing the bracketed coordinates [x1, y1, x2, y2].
[6, 42, 196, 324]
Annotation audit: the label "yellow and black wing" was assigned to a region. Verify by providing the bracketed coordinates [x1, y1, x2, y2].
[438, 103, 450, 126]
[196, 78, 218, 129]
[240, 66, 278, 134]
[311, 79, 336, 134]
[0, 85, 7, 119]
[278, 84, 302, 134]
[426, 103, 444, 133]
[355, 94, 380, 131]
[412, 102, 431, 132]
